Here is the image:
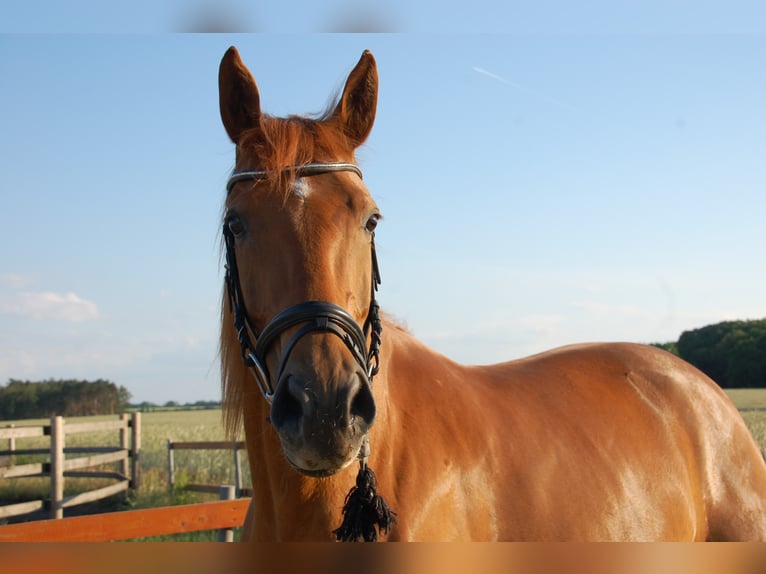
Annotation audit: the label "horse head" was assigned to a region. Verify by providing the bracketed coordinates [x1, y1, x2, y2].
[218, 47, 381, 478]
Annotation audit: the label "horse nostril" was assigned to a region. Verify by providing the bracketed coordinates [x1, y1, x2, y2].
[271, 374, 375, 434]
[270, 377, 307, 432]
[350, 378, 376, 428]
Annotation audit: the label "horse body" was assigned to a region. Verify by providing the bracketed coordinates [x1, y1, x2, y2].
[217, 46, 766, 541]
[363, 325, 765, 541]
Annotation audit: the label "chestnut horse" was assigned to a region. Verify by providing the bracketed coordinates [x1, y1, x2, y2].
[217, 46, 766, 541]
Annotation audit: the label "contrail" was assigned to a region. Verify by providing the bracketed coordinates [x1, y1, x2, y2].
[472, 66, 515, 86]
[472, 66, 578, 112]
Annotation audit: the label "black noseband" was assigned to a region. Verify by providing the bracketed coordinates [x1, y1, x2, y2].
[235, 299, 376, 404]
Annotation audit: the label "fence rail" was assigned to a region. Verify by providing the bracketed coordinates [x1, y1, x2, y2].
[0, 413, 141, 520]
[0, 494, 250, 542]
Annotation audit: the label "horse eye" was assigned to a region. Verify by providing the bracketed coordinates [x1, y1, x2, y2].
[226, 215, 246, 238]
[365, 214, 380, 233]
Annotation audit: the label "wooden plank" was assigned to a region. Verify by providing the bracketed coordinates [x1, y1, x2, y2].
[0, 498, 251, 542]
[49, 416, 64, 519]
[61, 480, 128, 508]
[0, 499, 45, 520]
[170, 441, 246, 450]
[0, 448, 48, 456]
[119, 413, 129, 478]
[234, 445, 243, 494]
[64, 420, 127, 434]
[63, 446, 122, 454]
[0, 426, 45, 439]
[131, 412, 141, 490]
[185, 483, 224, 494]
[64, 471, 127, 481]
[218, 485, 237, 542]
[62, 450, 127, 471]
[182, 486, 253, 498]
[3, 424, 14, 455]
[167, 438, 175, 489]
[0, 462, 44, 479]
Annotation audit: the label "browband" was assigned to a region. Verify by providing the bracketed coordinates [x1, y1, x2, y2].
[227, 162, 363, 194]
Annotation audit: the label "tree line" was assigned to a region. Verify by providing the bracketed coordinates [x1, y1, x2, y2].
[653, 318, 765, 388]
[0, 379, 132, 420]
[132, 399, 221, 412]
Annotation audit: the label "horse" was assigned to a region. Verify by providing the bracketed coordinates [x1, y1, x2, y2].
[217, 46, 766, 541]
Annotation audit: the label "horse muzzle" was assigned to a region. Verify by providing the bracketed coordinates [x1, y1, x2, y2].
[270, 370, 376, 476]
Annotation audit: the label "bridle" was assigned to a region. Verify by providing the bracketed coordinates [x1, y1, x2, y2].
[223, 162, 382, 405]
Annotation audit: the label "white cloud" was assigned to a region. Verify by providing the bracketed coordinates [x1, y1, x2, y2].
[0, 291, 99, 322]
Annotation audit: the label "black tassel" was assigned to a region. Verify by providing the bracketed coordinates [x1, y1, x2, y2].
[333, 461, 396, 542]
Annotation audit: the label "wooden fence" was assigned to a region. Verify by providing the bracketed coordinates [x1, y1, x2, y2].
[167, 438, 251, 497]
[0, 494, 250, 542]
[0, 413, 141, 520]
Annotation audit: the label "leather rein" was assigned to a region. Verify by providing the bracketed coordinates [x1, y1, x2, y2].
[223, 162, 382, 404]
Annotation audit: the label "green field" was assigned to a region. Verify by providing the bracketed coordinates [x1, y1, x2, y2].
[724, 388, 766, 410]
[2, 389, 765, 540]
[726, 389, 766, 456]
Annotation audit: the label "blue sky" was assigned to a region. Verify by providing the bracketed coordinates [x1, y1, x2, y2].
[1, 12, 765, 403]
[2, 1, 766, 33]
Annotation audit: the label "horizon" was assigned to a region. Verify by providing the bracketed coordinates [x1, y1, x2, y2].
[3, 315, 764, 408]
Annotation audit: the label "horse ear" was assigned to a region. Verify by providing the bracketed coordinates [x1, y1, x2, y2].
[219, 46, 262, 144]
[331, 50, 378, 148]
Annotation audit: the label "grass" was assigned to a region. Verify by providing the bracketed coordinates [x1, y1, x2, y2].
[2, 390, 765, 541]
[725, 390, 766, 454]
[724, 388, 766, 411]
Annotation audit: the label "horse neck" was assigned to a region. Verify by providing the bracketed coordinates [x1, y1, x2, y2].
[364, 317, 475, 470]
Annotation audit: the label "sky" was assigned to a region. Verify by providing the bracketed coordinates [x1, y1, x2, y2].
[1, 5, 765, 403]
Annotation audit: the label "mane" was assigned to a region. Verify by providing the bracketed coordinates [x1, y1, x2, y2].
[220, 293, 250, 438]
[220, 109, 356, 437]
[233, 111, 355, 202]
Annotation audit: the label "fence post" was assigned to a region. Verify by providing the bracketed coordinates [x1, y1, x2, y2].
[130, 412, 141, 491]
[119, 413, 129, 479]
[49, 415, 64, 519]
[217, 485, 236, 542]
[8, 424, 15, 466]
[233, 441, 242, 496]
[167, 438, 175, 490]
